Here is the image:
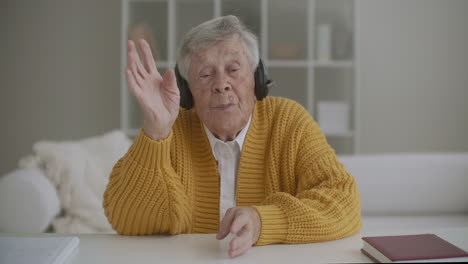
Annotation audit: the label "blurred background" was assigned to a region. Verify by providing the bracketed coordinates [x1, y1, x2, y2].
[1, 0, 468, 235]
[1, 0, 468, 175]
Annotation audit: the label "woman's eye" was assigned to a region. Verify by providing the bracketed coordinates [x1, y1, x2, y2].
[200, 74, 210, 78]
[230, 68, 239, 73]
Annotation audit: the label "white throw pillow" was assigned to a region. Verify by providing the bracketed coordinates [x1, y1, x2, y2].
[18, 130, 131, 233]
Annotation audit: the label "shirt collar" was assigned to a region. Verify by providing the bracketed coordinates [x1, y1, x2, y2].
[203, 115, 252, 158]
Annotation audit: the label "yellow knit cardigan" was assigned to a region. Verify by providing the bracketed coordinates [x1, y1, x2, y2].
[103, 97, 361, 246]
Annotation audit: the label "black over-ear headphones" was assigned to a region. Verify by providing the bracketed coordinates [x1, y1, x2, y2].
[174, 59, 274, 109]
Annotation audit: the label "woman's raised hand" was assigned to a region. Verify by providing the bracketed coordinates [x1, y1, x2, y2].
[125, 39, 180, 140]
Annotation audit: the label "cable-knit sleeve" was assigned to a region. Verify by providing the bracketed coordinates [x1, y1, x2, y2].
[103, 129, 192, 235]
[252, 103, 361, 246]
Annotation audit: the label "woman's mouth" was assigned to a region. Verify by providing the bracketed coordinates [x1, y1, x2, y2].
[214, 103, 236, 111]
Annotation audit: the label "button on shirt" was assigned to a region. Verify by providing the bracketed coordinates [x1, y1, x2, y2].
[203, 115, 252, 221]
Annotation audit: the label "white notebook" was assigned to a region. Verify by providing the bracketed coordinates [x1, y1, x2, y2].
[0, 236, 79, 264]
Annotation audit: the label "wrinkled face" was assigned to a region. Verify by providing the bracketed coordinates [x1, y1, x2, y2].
[187, 36, 256, 141]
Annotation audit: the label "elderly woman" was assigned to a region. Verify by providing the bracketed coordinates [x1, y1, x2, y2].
[103, 15, 361, 258]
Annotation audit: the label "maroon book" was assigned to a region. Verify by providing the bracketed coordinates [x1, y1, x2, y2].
[361, 234, 468, 263]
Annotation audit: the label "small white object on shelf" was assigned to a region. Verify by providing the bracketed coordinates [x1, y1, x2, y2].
[317, 101, 350, 135]
[316, 24, 332, 62]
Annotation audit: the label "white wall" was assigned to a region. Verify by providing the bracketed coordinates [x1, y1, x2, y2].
[356, 0, 468, 153]
[0, 0, 121, 175]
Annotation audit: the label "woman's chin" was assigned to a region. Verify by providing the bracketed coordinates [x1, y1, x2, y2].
[208, 120, 246, 139]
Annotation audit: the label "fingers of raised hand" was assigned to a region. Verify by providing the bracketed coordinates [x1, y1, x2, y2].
[138, 39, 157, 74]
[125, 69, 140, 98]
[162, 69, 180, 96]
[127, 40, 147, 85]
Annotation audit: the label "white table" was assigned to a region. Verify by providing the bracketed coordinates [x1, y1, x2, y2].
[4, 215, 468, 263]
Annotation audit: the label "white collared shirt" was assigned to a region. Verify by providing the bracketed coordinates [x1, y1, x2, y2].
[203, 115, 252, 220]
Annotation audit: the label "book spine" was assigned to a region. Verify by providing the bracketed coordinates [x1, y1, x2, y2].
[361, 249, 383, 263]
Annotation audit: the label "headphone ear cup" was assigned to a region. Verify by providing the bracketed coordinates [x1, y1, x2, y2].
[174, 64, 193, 109]
[254, 59, 273, 100]
[254, 63, 264, 99]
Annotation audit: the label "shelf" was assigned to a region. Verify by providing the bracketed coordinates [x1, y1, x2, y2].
[268, 0, 309, 60]
[127, 0, 168, 61]
[268, 67, 308, 107]
[121, 0, 357, 154]
[324, 130, 354, 138]
[266, 60, 353, 68]
[154, 61, 174, 69]
[267, 60, 310, 68]
[314, 60, 353, 68]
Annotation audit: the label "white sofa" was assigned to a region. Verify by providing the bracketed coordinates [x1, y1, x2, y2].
[340, 153, 468, 235]
[339, 153, 468, 216]
[0, 130, 131, 233]
[0, 167, 60, 233]
[1, 151, 467, 233]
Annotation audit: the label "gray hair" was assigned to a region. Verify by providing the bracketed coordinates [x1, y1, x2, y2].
[176, 15, 259, 80]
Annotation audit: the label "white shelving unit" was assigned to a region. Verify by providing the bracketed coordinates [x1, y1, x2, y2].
[121, 0, 358, 154]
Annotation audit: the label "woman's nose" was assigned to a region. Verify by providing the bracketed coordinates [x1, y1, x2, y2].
[213, 73, 231, 93]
